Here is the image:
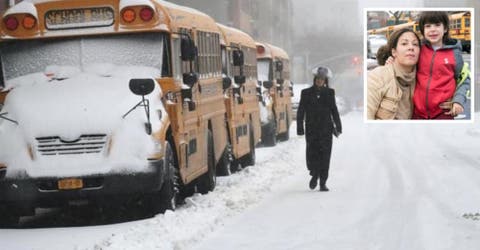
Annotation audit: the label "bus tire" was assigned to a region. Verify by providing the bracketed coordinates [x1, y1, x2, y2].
[240, 124, 256, 167]
[278, 111, 290, 141]
[0, 206, 19, 227]
[216, 142, 232, 176]
[230, 159, 242, 173]
[262, 119, 277, 147]
[197, 130, 216, 194]
[158, 140, 178, 212]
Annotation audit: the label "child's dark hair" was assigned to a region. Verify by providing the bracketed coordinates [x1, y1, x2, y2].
[376, 45, 390, 66]
[376, 28, 421, 66]
[418, 11, 450, 43]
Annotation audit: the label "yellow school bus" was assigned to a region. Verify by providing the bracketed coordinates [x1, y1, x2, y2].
[368, 21, 420, 39]
[449, 11, 471, 53]
[256, 42, 292, 146]
[368, 12, 470, 53]
[217, 23, 261, 173]
[0, 0, 229, 224]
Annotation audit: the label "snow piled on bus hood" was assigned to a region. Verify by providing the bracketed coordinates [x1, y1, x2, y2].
[0, 64, 164, 178]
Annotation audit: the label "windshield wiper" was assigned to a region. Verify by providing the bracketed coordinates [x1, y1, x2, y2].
[0, 112, 18, 125]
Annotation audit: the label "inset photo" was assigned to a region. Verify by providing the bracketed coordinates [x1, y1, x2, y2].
[364, 9, 474, 122]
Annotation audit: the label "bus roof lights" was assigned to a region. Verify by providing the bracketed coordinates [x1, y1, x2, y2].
[122, 8, 136, 23]
[22, 15, 36, 29]
[140, 7, 154, 22]
[257, 45, 265, 54]
[4, 16, 18, 31]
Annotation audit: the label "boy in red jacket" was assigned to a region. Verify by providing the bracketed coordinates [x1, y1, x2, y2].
[413, 11, 470, 119]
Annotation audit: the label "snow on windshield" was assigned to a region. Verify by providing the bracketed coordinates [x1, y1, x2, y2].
[0, 33, 166, 177]
[0, 33, 164, 84]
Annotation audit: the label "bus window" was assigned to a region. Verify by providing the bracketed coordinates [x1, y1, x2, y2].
[221, 47, 230, 76]
[0, 33, 165, 81]
[162, 36, 172, 77]
[257, 59, 271, 81]
[172, 38, 182, 80]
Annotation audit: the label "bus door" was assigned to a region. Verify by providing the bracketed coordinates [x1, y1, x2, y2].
[172, 32, 202, 182]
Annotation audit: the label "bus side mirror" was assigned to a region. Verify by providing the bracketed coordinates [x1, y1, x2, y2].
[183, 72, 198, 88]
[256, 87, 263, 102]
[129, 79, 155, 96]
[124, 78, 155, 135]
[181, 88, 196, 111]
[275, 61, 283, 72]
[223, 76, 232, 90]
[233, 50, 244, 66]
[263, 80, 273, 89]
[234, 75, 246, 85]
[181, 36, 197, 61]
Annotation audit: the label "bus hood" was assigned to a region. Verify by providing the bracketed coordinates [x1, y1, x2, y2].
[0, 65, 165, 177]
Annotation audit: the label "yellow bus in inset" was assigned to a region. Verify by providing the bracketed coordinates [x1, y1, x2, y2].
[449, 11, 471, 53]
[368, 11, 471, 53]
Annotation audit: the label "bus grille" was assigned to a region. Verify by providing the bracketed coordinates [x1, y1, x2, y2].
[35, 134, 108, 156]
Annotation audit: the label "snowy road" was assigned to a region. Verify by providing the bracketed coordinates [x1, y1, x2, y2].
[193, 112, 480, 250]
[1, 112, 480, 250]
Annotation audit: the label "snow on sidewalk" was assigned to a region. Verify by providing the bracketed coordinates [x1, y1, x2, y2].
[96, 131, 306, 250]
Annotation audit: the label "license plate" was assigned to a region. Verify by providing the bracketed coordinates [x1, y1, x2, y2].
[58, 178, 83, 190]
[45, 7, 114, 30]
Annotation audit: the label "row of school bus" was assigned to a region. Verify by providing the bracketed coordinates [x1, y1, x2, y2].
[0, 0, 292, 224]
[368, 11, 471, 53]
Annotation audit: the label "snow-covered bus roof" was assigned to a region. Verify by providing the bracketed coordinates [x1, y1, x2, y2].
[256, 42, 289, 61]
[217, 23, 256, 49]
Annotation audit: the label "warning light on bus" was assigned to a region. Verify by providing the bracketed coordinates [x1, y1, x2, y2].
[4, 16, 18, 31]
[257, 45, 265, 54]
[140, 7, 154, 22]
[22, 15, 36, 29]
[122, 8, 136, 23]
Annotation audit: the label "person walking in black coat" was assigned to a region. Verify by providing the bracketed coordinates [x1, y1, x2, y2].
[297, 66, 342, 191]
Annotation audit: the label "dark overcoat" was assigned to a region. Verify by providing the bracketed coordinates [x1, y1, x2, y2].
[296, 85, 342, 182]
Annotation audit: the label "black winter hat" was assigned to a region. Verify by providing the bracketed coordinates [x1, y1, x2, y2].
[313, 66, 332, 80]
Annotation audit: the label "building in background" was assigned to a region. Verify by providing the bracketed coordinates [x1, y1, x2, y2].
[171, 0, 292, 55]
[367, 11, 389, 29]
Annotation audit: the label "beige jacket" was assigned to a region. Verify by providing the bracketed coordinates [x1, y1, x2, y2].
[367, 64, 416, 120]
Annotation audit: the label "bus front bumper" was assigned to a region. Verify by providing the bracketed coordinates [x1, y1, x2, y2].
[0, 162, 164, 211]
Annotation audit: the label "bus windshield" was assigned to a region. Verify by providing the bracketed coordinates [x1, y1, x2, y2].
[257, 59, 271, 81]
[0, 33, 165, 81]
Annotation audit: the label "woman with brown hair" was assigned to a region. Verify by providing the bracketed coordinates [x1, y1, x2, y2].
[367, 28, 421, 120]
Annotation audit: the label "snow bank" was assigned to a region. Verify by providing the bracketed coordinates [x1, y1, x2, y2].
[95, 134, 303, 250]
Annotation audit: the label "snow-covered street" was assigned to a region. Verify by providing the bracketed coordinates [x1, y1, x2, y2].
[1, 112, 480, 250]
